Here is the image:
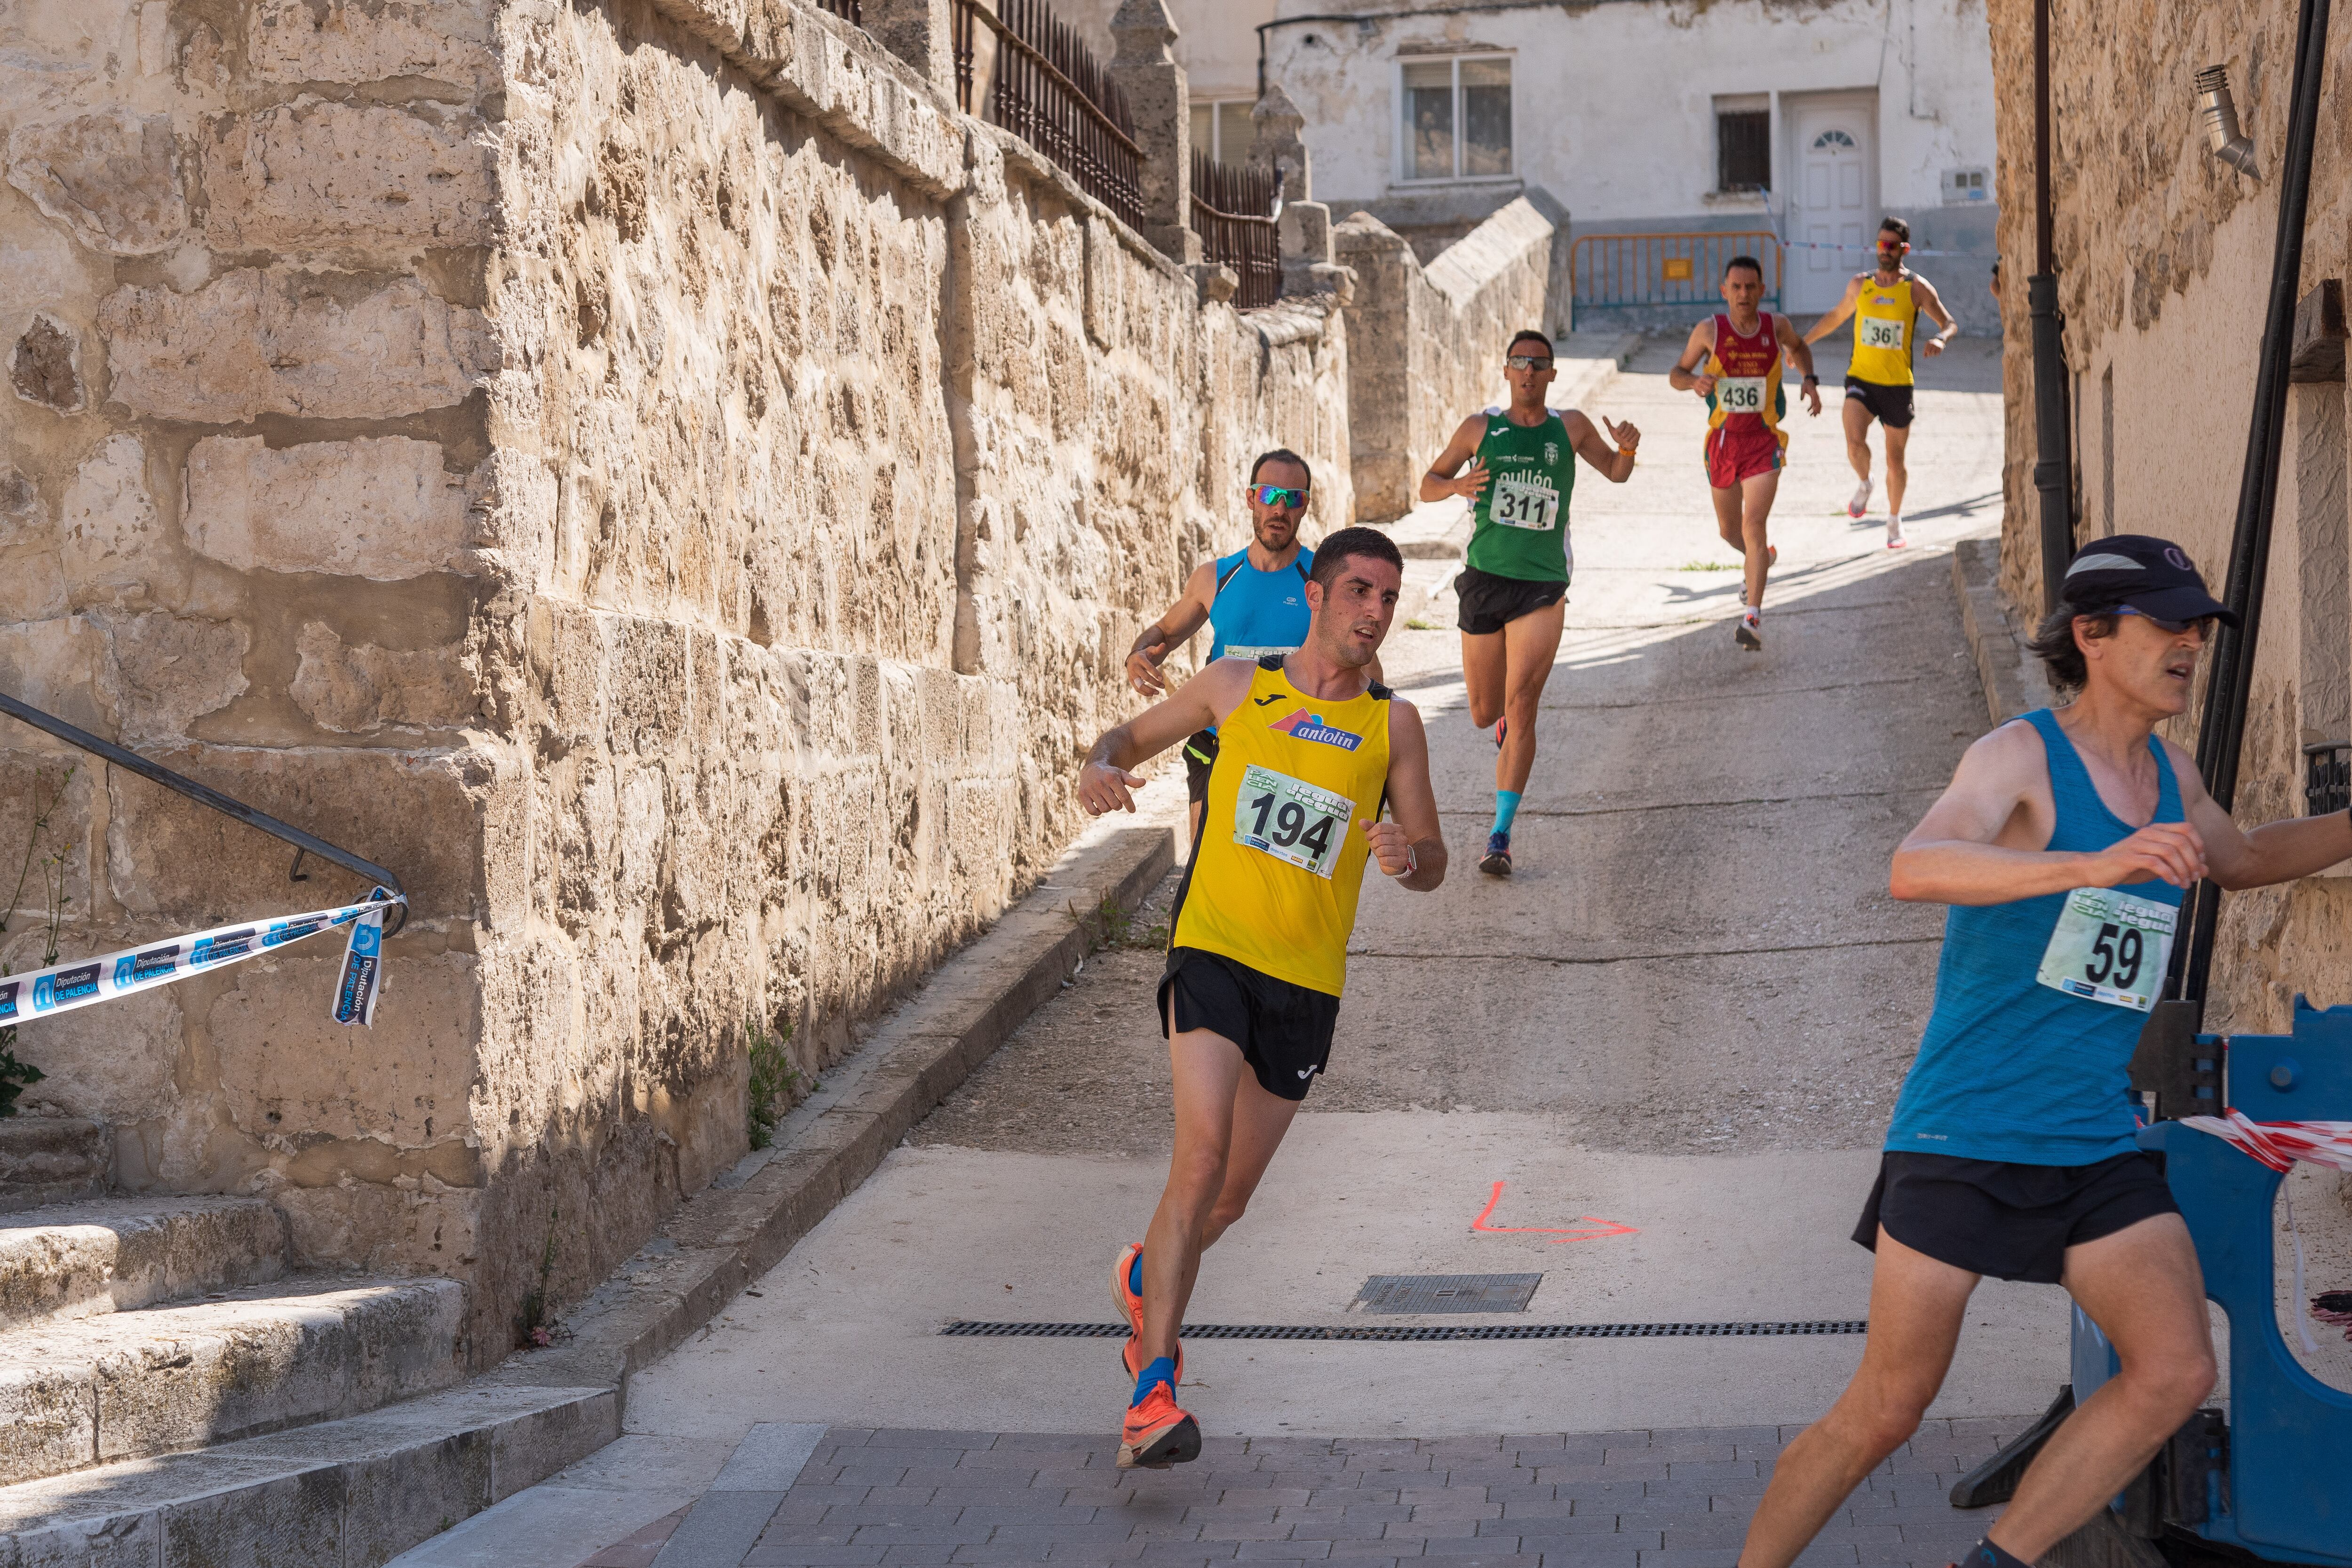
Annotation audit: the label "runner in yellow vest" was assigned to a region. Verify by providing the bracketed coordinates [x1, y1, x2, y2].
[1076, 527, 1446, 1471]
[1801, 216, 1958, 550]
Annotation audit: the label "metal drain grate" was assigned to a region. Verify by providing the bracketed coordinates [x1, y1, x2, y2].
[1355, 1274, 1542, 1314]
[940, 1320, 1867, 1341]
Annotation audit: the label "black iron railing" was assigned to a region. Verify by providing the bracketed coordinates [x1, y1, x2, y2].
[2305, 740, 2350, 815]
[1191, 151, 1279, 309]
[953, 0, 1144, 231]
[815, 0, 861, 25]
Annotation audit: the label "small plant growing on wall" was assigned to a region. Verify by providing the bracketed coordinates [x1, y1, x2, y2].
[516, 1205, 562, 1348]
[0, 766, 73, 1117]
[747, 1013, 803, 1150]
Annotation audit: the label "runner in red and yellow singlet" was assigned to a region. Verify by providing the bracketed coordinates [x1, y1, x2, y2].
[1669, 255, 1822, 651]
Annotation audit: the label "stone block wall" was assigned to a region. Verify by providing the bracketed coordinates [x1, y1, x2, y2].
[0, 0, 1349, 1360]
[1985, 0, 2352, 1039]
[1335, 198, 1555, 523]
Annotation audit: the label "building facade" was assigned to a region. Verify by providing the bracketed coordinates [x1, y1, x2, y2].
[1081, 0, 2002, 334]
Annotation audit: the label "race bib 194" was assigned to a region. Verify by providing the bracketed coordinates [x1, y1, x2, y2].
[1491, 474, 1560, 532]
[1232, 764, 1354, 879]
[2035, 886, 2177, 1011]
[1716, 376, 1767, 414]
[1860, 316, 1906, 351]
[1221, 645, 1296, 661]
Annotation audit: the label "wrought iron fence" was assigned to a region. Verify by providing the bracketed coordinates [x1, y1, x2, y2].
[1570, 231, 1783, 312]
[2305, 740, 2350, 815]
[1190, 151, 1279, 309]
[953, 0, 1144, 231]
[814, 0, 861, 26]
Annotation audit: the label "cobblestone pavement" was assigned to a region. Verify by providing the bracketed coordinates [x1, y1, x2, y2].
[735, 1422, 2012, 1568]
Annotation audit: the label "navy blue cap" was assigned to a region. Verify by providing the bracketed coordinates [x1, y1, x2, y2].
[2060, 535, 2240, 626]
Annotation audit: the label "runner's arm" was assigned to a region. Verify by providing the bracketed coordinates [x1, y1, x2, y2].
[1800, 279, 1863, 345]
[1666, 319, 1717, 394]
[1890, 723, 2209, 904]
[1418, 414, 1492, 503]
[1912, 275, 1958, 357]
[1364, 698, 1446, 891]
[1564, 410, 1637, 483]
[1125, 561, 1217, 696]
[2167, 737, 2352, 889]
[1776, 315, 1823, 415]
[1080, 659, 1256, 814]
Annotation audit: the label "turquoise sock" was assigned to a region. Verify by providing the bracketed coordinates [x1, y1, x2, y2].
[1132, 1355, 1176, 1406]
[1492, 790, 1522, 837]
[1128, 1250, 1143, 1295]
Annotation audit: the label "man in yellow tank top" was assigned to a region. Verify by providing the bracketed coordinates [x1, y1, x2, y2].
[1076, 527, 1446, 1471]
[1801, 216, 1958, 549]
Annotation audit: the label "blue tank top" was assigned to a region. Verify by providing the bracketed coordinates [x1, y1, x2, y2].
[1207, 547, 1313, 663]
[1886, 709, 2185, 1166]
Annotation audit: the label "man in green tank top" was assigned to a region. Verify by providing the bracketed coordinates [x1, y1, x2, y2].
[1420, 330, 1641, 876]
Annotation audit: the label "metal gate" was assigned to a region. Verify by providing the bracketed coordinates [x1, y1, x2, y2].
[1570, 231, 1783, 314]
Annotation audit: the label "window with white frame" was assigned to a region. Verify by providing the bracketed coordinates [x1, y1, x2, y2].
[1399, 55, 1511, 182]
[1190, 99, 1254, 169]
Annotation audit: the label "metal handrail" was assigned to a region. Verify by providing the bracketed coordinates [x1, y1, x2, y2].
[0, 689, 409, 935]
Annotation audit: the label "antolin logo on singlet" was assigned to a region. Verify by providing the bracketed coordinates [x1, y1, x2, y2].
[1268, 708, 1362, 750]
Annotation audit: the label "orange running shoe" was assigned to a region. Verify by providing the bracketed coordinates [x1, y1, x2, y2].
[1111, 1243, 1183, 1385]
[1117, 1375, 1200, 1470]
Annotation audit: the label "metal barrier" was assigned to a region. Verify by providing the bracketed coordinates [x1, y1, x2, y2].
[954, 0, 1144, 231]
[1570, 231, 1783, 312]
[1190, 151, 1279, 310]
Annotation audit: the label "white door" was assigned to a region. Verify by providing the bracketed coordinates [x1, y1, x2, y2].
[1787, 101, 1874, 314]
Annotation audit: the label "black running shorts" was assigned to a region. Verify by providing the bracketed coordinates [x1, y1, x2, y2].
[1159, 947, 1340, 1102]
[1843, 376, 1916, 430]
[1852, 1150, 2180, 1284]
[1183, 729, 1220, 805]
[1454, 566, 1568, 636]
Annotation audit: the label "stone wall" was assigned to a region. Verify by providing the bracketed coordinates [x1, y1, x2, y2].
[1985, 0, 2352, 1038]
[0, 0, 1350, 1360]
[1335, 197, 1556, 523]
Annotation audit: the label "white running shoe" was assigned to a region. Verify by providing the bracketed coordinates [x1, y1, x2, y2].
[1885, 517, 1907, 549]
[1734, 612, 1762, 652]
[1846, 479, 1874, 520]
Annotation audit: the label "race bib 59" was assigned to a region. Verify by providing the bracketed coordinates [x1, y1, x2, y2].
[2035, 886, 2177, 1011]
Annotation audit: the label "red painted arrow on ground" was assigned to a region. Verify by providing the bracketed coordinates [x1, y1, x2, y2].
[1471, 1180, 1638, 1244]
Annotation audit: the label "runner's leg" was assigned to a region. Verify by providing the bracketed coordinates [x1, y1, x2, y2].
[1980, 1215, 2215, 1559]
[1498, 599, 1566, 797]
[1735, 1229, 1976, 1568]
[1711, 482, 1745, 557]
[1199, 1068, 1304, 1251]
[1842, 395, 1876, 487]
[1462, 628, 1507, 730]
[1883, 422, 1911, 520]
[1136, 1026, 1251, 1364]
[1739, 470, 1780, 612]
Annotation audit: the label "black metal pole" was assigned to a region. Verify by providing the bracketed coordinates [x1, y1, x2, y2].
[2170, 0, 2332, 1012]
[2028, 0, 2073, 613]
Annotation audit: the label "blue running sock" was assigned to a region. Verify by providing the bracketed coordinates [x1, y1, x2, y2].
[1128, 1250, 1143, 1296]
[1132, 1355, 1176, 1407]
[1492, 790, 1522, 837]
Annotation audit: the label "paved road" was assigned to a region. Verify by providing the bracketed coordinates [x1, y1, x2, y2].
[395, 339, 2040, 1568]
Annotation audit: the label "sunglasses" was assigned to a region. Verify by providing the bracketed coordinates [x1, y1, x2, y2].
[1249, 484, 1309, 510]
[1505, 355, 1555, 371]
[2117, 605, 2217, 635]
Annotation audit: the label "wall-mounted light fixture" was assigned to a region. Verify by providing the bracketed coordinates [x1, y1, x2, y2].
[2197, 64, 2261, 179]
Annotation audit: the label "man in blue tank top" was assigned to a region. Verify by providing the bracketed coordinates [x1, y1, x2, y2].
[1737, 536, 2352, 1568]
[1126, 450, 1320, 840]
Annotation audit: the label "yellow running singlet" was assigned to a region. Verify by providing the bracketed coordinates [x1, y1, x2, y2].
[1170, 657, 1395, 996]
[1849, 273, 1918, 386]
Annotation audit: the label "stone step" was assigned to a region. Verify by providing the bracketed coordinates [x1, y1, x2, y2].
[0, 1378, 616, 1568]
[0, 1118, 108, 1214]
[0, 1195, 289, 1332]
[0, 1274, 467, 1488]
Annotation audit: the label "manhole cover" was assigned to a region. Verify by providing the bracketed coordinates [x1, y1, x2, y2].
[1354, 1273, 1542, 1314]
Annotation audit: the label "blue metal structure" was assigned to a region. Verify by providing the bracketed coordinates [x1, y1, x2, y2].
[2068, 997, 2352, 1564]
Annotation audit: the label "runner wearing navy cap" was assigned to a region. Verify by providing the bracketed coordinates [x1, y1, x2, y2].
[1733, 535, 2352, 1568]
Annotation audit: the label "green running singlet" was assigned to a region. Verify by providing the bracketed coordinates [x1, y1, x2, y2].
[1465, 408, 1575, 583]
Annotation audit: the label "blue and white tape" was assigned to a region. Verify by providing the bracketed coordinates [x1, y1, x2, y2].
[0, 888, 405, 1029]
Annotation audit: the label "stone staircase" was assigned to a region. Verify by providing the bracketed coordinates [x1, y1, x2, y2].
[0, 1196, 468, 1489]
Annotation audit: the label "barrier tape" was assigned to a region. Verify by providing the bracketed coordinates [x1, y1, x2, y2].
[1774, 239, 1995, 258]
[0, 887, 403, 1030]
